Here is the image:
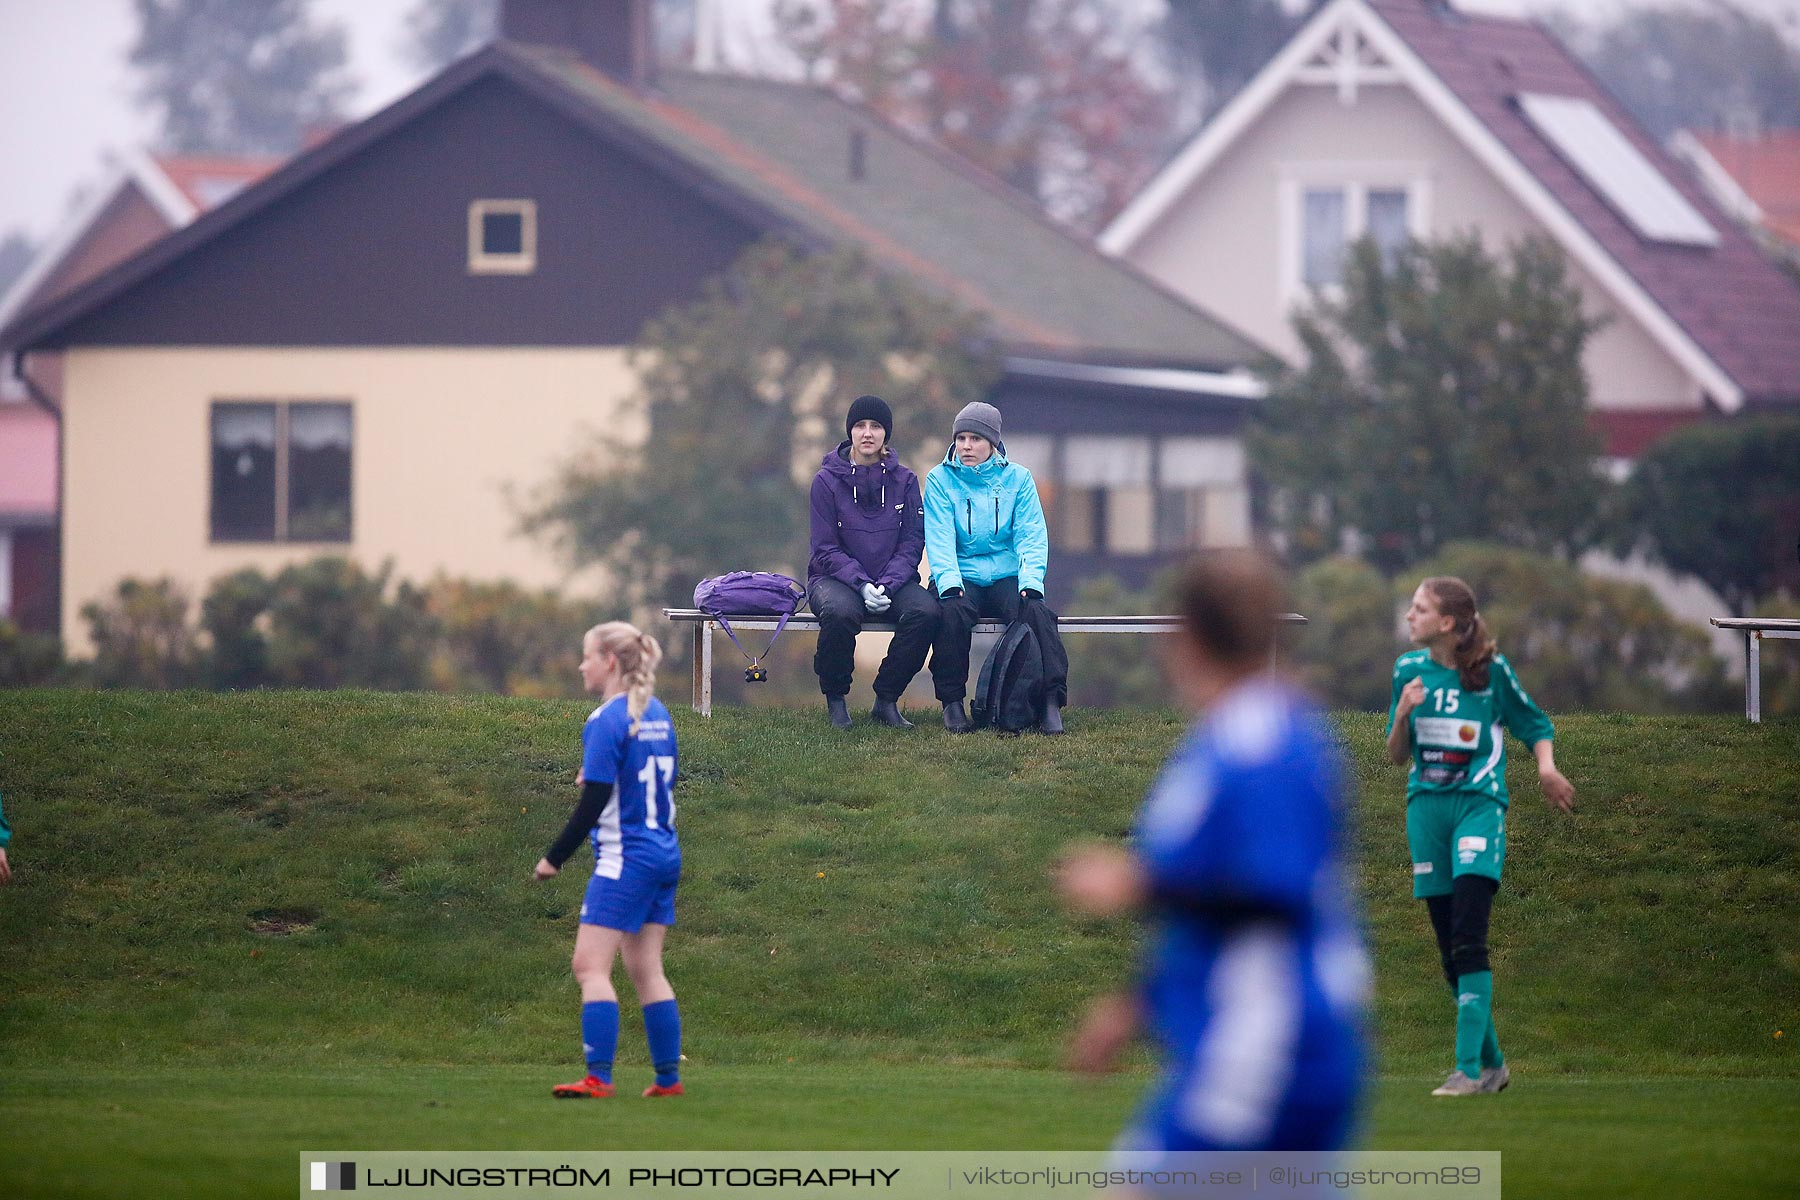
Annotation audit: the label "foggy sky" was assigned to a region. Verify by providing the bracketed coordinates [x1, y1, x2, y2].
[1, 0, 1796, 252]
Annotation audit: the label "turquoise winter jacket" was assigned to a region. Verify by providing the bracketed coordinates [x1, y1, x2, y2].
[922, 444, 1049, 596]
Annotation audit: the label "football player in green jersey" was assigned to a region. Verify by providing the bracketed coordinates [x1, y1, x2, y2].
[1387, 577, 1574, 1097]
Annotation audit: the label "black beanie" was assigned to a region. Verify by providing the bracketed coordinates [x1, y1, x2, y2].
[845, 394, 893, 442]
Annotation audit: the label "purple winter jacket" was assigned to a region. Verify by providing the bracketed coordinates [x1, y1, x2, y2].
[807, 442, 926, 591]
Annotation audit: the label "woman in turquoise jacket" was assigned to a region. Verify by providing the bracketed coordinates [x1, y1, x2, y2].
[924, 401, 1068, 734]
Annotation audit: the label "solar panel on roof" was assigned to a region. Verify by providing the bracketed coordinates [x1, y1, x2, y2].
[1517, 93, 1720, 248]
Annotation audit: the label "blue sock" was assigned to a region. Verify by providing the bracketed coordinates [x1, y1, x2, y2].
[581, 1001, 618, 1083]
[643, 999, 681, 1086]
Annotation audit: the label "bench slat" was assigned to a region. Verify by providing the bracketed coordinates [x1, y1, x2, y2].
[661, 607, 1307, 716]
[662, 608, 1305, 632]
[1709, 617, 1800, 633]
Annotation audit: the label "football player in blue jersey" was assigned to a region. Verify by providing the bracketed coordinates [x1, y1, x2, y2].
[1059, 551, 1369, 1158]
[1389, 577, 1573, 1098]
[536, 621, 686, 1099]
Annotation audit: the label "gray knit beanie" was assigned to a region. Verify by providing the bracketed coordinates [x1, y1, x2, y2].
[952, 401, 1002, 450]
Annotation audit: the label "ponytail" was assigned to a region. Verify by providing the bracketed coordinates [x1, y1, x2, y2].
[586, 621, 663, 733]
[1422, 577, 1496, 691]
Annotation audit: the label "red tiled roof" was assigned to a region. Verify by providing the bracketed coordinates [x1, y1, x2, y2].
[153, 154, 282, 213]
[1369, 0, 1800, 405]
[1692, 129, 1800, 250]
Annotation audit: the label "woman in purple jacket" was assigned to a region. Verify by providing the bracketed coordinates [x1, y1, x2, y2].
[808, 395, 940, 730]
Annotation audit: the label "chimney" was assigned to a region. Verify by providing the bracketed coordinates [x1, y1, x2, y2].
[501, 0, 654, 89]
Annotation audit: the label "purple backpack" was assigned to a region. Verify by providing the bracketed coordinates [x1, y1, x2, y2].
[692, 572, 807, 683]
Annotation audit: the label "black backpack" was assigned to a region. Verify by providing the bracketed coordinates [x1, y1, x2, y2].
[971, 618, 1045, 734]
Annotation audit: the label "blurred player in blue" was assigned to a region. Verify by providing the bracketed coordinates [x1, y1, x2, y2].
[1059, 551, 1368, 1161]
[535, 621, 685, 1099]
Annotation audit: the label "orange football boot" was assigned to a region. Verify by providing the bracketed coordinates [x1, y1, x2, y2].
[552, 1075, 614, 1098]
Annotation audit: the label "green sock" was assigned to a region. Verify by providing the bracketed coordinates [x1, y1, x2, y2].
[1454, 971, 1493, 1079]
[1482, 1011, 1504, 1069]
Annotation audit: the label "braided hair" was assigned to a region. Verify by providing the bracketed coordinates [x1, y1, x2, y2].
[587, 621, 663, 733]
[1421, 577, 1497, 691]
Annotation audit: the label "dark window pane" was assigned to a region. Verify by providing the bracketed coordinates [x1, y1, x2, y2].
[1059, 486, 1099, 553]
[288, 403, 352, 542]
[1368, 189, 1410, 268]
[1303, 188, 1346, 287]
[211, 403, 276, 541]
[482, 211, 524, 255]
[1156, 488, 1205, 551]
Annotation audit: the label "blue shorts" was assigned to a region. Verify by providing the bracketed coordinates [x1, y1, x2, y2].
[1118, 1057, 1359, 1156]
[580, 853, 680, 933]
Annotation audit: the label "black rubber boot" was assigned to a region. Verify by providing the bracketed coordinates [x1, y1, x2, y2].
[942, 700, 972, 734]
[871, 698, 914, 729]
[1040, 699, 1065, 735]
[826, 696, 853, 731]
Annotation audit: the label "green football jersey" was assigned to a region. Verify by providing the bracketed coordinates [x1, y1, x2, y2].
[1387, 650, 1554, 806]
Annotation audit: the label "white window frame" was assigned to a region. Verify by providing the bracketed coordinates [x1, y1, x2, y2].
[1279, 163, 1431, 307]
[468, 199, 538, 275]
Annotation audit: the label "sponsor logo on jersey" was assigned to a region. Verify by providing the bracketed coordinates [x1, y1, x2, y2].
[1415, 716, 1482, 748]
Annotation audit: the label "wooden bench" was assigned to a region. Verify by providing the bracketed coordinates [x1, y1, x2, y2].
[1709, 617, 1800, 723]
[661, 608, 1308, 716]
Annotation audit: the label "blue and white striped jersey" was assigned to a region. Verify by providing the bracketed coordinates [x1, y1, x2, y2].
[1133, 680, 1368, 1147]
[580, 695, 680, 878]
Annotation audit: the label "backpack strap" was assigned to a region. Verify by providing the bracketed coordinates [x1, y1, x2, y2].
[715, 609, 794, 668]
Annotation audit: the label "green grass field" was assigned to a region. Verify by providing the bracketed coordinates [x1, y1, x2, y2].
[1, 692, 1796, 1197]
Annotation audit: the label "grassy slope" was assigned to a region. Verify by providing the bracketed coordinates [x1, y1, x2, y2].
[1, 691, 1796, 1077]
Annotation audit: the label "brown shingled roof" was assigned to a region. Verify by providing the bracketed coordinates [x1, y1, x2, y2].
[1368, 0, 1800, 405]
[509, 46, 1263, 365]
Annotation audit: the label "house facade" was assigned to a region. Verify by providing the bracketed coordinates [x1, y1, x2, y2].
[3, 0, 1267, 650]
[0, 152, 278, 633]
[1101, 0, 1800, 457]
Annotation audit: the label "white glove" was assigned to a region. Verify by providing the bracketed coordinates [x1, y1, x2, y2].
[861, 582, 891, 612]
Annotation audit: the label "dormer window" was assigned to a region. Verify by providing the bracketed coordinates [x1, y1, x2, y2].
[468, 199, 537, 274]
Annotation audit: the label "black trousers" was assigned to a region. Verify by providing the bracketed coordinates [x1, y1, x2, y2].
[929, 576, 1069, 706]
[1424, 874, 1498, 986]
[808, 577, 940, 701]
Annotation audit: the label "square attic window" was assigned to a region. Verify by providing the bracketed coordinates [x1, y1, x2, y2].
[1516, 94, 1719, 247]
[468, 199, 537, 274]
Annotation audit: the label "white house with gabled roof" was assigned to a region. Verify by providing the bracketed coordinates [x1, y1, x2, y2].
[1101, 0, 1800, 459]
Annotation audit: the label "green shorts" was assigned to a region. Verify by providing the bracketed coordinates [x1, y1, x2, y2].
[1406, 791, 1507, 898]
